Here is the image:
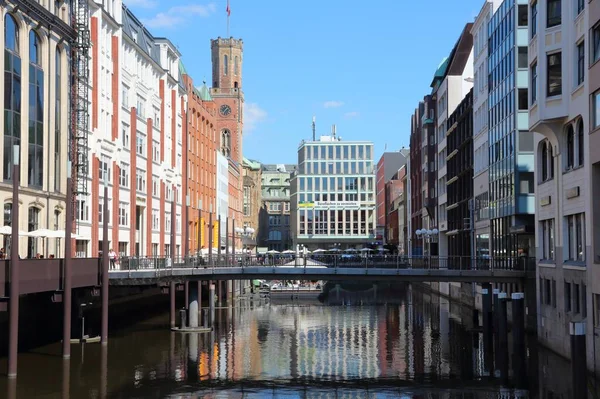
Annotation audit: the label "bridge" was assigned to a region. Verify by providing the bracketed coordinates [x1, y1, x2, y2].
[107, 255, 534, 285]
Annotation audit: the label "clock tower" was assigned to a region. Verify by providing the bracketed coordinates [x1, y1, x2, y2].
[211, 37, 244, 165]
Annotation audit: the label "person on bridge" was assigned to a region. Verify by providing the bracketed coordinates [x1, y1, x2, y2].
[108, 248, 118, 270]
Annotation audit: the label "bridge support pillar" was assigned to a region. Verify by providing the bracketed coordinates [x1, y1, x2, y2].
[184, 282, 189, 310]
[170, 281, 176, 329]
[570, 321, 588, 399]
[492, 288, 500, 371]
[209, 283, 216, 327]
[482, 284, 493, 374]
[511, 293, 527, 389]
[188, 281, 199, 328]
[497, 292, 509, 384]
[198, 281, 202, 311]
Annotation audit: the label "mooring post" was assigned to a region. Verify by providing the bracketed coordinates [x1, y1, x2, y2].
[170, 281, 176, 329]
[100, 343, 108, 399]
[570, 321, 588, 399]
[482, 284, 493, 374]
[511, 292, 527, 389]
[497, 292, 509, 384]
[101, 180, 109, 345]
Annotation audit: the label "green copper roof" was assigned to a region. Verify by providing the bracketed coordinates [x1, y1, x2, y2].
[197, 83, 212, 101]
[430, 57, 449, 87]
[178, 60, 188, 77]
[422, 118, 434, 125]
[243, 157, 261, 170]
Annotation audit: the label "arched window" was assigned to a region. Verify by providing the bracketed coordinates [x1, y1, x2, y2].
[223, 54, 228, 75]
[4, 15, 22, 182]
[55, 47, 61, 192]
[577, 119, 584, 166]
[234, 56, 238, 75]
[548, 142, 554, 179]
[29, 31, 40, 65]
[221, 129, 231, 157]
[28, 31, 44, 188]
[541, 141, 548, 181]
[5, 15, 19, 52]
[27, 207, 40, 258]
[566, 125, 575, 169]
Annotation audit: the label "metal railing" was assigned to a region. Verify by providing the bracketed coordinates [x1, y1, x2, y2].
[109, 254, 535, 273]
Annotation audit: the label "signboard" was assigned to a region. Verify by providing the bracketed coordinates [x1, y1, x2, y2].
[314, 201, 360, 209]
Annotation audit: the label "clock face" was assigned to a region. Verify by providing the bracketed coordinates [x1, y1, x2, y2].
[219, 104, 232, 116]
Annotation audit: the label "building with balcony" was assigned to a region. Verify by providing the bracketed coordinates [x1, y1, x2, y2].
[446, 89, 474, 258]
[431, 23, 474, 259]
[376, 149, 409, 244]
[471, 0, 501, 257]
[259, 163, 295, 251]
[530, 0, 592, 366]
[290, 134, 376, 250]
[241, 158, 261, 251]
[0, 1, 74, 258]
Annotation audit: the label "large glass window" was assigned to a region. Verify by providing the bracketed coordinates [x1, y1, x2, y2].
[531, 1, 537, 38]
[547, 0, 561, 28]
[530, 62, 537, 104]
[576, 41, 585, 86]
[4, 15, 22, 182]
[547, 52, 562, 97]
[28, 32, 44, 188]
[594, 24, 600, 64]
[27, 207, 40, 258]
[593, 90, 600, 129]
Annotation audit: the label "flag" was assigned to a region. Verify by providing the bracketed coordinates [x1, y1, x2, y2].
[226, 0, 231, 16]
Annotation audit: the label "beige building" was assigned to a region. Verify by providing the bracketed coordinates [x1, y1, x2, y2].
[0, 2, 73, 258]
[242, 158, 261, 251]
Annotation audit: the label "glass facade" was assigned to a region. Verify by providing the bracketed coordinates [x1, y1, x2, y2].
[28, 32, 44, 188]
[4, 15, 22, 182]
[294, 139, 376, 244]
[487, 0, 534, 258]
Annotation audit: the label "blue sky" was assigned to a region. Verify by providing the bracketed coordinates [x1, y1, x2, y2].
[125, 0, 484, 164]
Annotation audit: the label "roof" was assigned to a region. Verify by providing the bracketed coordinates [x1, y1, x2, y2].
[430, 23, 474, 91]
[197, 83, 212, 101]
[261, 164, 297, 173]
[243, 157, 261, 170]
[122, 6, 161, 65]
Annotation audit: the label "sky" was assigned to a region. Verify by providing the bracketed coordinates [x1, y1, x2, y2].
[125, 0, 485, 164]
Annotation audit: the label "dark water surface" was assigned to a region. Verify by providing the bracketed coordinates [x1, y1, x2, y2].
[0, 284, 576, 398]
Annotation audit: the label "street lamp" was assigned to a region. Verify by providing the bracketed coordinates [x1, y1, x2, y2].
[197, 199, 202, 258]
[8, 145, 20, 377]
[185, 195, 190, 260]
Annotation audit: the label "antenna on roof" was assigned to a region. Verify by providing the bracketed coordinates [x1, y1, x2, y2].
[332, 124, 336, 139]
[312, 116, 316, 141]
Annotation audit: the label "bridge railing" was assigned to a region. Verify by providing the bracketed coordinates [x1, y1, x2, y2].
[111, 254, 535, 273]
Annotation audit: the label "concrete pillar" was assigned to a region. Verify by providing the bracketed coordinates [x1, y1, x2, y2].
[184, 281, 189, 310]
[170, 281, 176, 329]
[188, 281, 199, 328]
[209, 283, 216, 327]
[198, 281, 202, 309]
[511, 293, 527, 389]
[497, 292, 509, 383]
[482, 284, 493, 374]
[570, 321, 588, 399]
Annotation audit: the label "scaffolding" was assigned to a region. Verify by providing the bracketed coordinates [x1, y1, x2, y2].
[70, 0, 91, 224]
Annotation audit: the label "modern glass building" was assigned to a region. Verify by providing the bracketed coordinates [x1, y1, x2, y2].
[487, 0, 535, 259]
[290, 134, 376, 250]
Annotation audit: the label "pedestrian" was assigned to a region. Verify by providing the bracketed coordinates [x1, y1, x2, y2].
[108, 248, 117, 270]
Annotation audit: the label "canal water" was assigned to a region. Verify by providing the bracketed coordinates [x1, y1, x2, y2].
[0, 283, 580, 398]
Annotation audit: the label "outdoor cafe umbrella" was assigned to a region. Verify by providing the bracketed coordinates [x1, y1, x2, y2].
[282, 249, 295, 254]
[312, 248, 326, 254]
[266, 250, 280, 255]
[0, 225, 28, 236]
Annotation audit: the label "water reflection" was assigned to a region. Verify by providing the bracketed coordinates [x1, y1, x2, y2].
[0, 283, 574, 398]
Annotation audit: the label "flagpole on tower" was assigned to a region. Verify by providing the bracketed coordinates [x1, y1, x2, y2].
[226, 0, 231, 37]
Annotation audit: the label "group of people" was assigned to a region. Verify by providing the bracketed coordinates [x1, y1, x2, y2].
[0, 248, 56, 259]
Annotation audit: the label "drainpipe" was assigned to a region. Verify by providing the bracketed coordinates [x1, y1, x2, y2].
[46, 29, 53, 257]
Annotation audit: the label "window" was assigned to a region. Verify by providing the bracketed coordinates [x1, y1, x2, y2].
[136, 168, 146, 192]
[575, 284, 581, 314]
[518, 89, 528, 110]
[531, 62, 538, 104]
[565, 281, 572, 312]
[28, 31, 44, 188]
[577, 119, 584, 166]
[593, 24, 600, 64]
[120, 164, 129, 187]
[119, 202, 128, 226]
[541, 219, 555, 260]
[518, 5, 528, 26]
[152, 209, 159, 230]
[98, 196, 110, 224]
[547, 52, 562, 97]
[547, 0, 561, 28]
[566, 213, 585, 261]
[540, 140, 554, 181]
[152, 176, 159, 196]
[76, 199, 89, 221]
[566, 125, 575, 169]
[122, 124, 129, 148]
[594, 90, 600, 129]
[577, 0, 584, 15]
[136, 135, 145, 156]
[100, 154, 111, 182]
[136, 95, 145, 118]
[122, 86, 129, 108]
[223, 54, 228, 75]
[234, 56, 238, 75]
[152, 141, 160, 162]
[531, 1, 537, 37]
[576, 41, 585, 86]
[518, 47, 528, 69]
[27, 207, 40, 258]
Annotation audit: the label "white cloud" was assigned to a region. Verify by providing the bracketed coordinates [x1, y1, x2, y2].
[323, 100, 344, 108]
[124, 0, 158, 8]
[244, 103, 268, 133]
[344, 111, 359, 118]
[143, 2, 217, 29]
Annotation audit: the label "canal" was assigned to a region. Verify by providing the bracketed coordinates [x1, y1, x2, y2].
[0, 283, 581, 398]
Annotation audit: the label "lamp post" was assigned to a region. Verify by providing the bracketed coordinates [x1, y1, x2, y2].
[101, 177, 109, 345]
[208, 204, 213, 267]
[8, 145, 20, 377]
[185, 195, 190, 261]
[197, 199, 202, 258]
[62, 158, 74, 360]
